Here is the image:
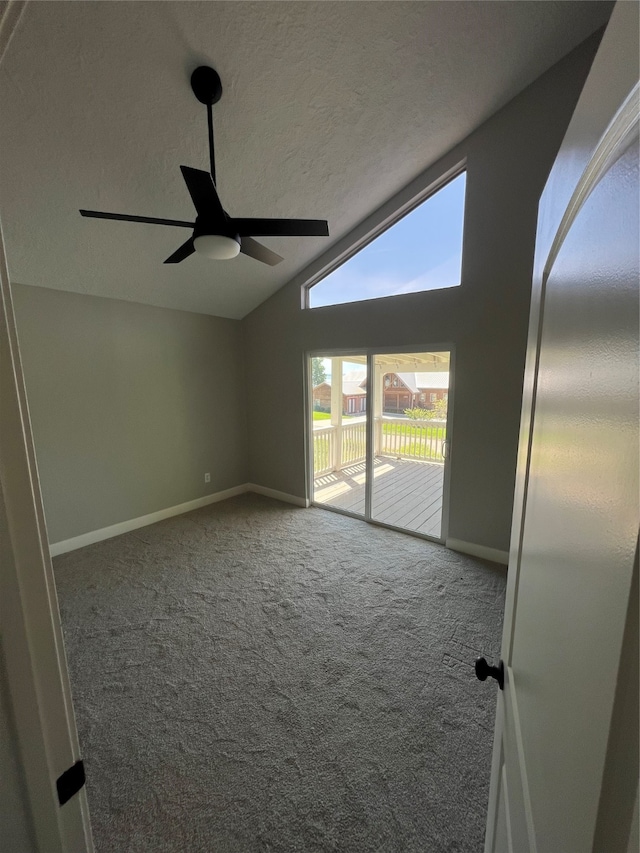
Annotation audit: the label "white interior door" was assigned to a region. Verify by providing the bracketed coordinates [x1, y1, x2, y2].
[485, 4, 639, 851]
[0, 181, 94, 853]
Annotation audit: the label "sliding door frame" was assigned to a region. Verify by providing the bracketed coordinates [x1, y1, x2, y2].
[306, 343, 455, 544]
[306, 348, 370, 525]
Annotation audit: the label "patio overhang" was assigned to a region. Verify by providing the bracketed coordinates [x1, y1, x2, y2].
[338, 351, 450, 371]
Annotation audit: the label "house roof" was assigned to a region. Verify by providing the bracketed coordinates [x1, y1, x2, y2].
[342, 382, 367, 397]
[0, 2, 611, 319]
[317, 372, 367, 396]
[394, 372, 450, 392]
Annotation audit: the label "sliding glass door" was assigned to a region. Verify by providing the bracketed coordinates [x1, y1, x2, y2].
[369, 351, 449, 538]
[309, 349, 451, 541]
[310, 355, 368, 517]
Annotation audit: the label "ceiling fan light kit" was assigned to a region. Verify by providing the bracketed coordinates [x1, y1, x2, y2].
[193, 233, 240, 260]
[79, 67, 329, 266]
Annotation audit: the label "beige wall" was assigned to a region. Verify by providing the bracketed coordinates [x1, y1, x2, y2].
[10, 34, 600, 555]
[12, 286, 247, 544]
[241, 34, 600, 554]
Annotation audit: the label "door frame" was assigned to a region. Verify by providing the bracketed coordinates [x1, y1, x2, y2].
[0, 217, 94, 849]
[0, 5, 93, 849]
[305, 342, 455, 544]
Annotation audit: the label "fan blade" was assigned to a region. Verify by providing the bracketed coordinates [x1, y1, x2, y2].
[230, 218, 329, 237]
[80, 210, 194, 228]
[164, 238, 195, 264]
[180, 166, 225, 222]
[240, 236, 284, 266]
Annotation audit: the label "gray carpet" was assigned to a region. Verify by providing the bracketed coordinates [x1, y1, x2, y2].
[53, 494, 505, 852]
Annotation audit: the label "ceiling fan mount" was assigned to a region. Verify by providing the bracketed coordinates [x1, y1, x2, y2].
[79, 65, 329, 266]
[190, 65, 223, 106]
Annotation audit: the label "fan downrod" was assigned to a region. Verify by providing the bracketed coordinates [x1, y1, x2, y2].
[190, 66, 222, 105]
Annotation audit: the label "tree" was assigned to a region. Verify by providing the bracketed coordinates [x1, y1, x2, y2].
[404, 398, 448, 420]
[431, 398, 448, 420]
[311, 357, 327, 387]
[404, 407, 432, 420]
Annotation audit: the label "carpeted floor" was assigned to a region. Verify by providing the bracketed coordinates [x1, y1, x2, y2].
[53, 494, 506, 852]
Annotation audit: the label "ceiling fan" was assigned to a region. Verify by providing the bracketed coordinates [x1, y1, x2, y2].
[79, 66, 329, 266]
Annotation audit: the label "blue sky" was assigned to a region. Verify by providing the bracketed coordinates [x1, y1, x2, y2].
[309, 171, 466, 309]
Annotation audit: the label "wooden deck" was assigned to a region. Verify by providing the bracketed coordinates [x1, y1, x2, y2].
[313, 456, 444, 538]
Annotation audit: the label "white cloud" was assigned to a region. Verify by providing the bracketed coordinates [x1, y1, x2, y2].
[310, 253, 461, 308]
[390, 254, 462, 295]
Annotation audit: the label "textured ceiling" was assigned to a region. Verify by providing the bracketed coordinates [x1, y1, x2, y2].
[0, 1, 611, 319]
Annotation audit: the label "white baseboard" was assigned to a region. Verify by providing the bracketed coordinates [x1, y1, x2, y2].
[247, 483, 309, 508]
[50, 483, 310, 556]
[50, 489, 506, 565]
[48, 485, 509, 567]
[446, 537, 509, 567]
[50, 484, 250, 556]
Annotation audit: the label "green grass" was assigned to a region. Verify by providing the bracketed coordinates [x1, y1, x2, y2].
[382, 423, 446, 439]
[312, 412, 357, 421]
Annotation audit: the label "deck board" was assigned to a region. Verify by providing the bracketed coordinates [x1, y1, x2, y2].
[314, 456, 444, 538]
[378, 474, 442, 524]
[372, 466, 442, 516]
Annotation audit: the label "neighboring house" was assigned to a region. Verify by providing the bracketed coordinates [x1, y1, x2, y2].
[313, 371, 448, 415]
[383, 372, 449, 413]
[313, 371, 367, 415]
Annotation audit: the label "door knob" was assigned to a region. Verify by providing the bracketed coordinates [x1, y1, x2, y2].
[475, 657, 504, 690]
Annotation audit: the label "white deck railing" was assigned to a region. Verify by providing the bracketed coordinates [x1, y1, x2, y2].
[378, 417, 446, 462]
[313, 426, 335, 475]
[313, 421, 367, 475]
[341, 421, 367, 466]
[313, 417, 446, 475]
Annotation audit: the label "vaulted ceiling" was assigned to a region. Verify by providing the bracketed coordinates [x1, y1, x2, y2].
[0, 1, 611, 319]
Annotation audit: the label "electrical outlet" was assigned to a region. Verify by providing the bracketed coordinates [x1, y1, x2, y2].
[204, 473, 211, 483]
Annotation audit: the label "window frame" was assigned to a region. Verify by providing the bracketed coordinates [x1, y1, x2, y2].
[301, 160, 467, 310]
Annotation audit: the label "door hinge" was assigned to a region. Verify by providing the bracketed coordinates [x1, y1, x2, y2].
[56, 759, 85, 806]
